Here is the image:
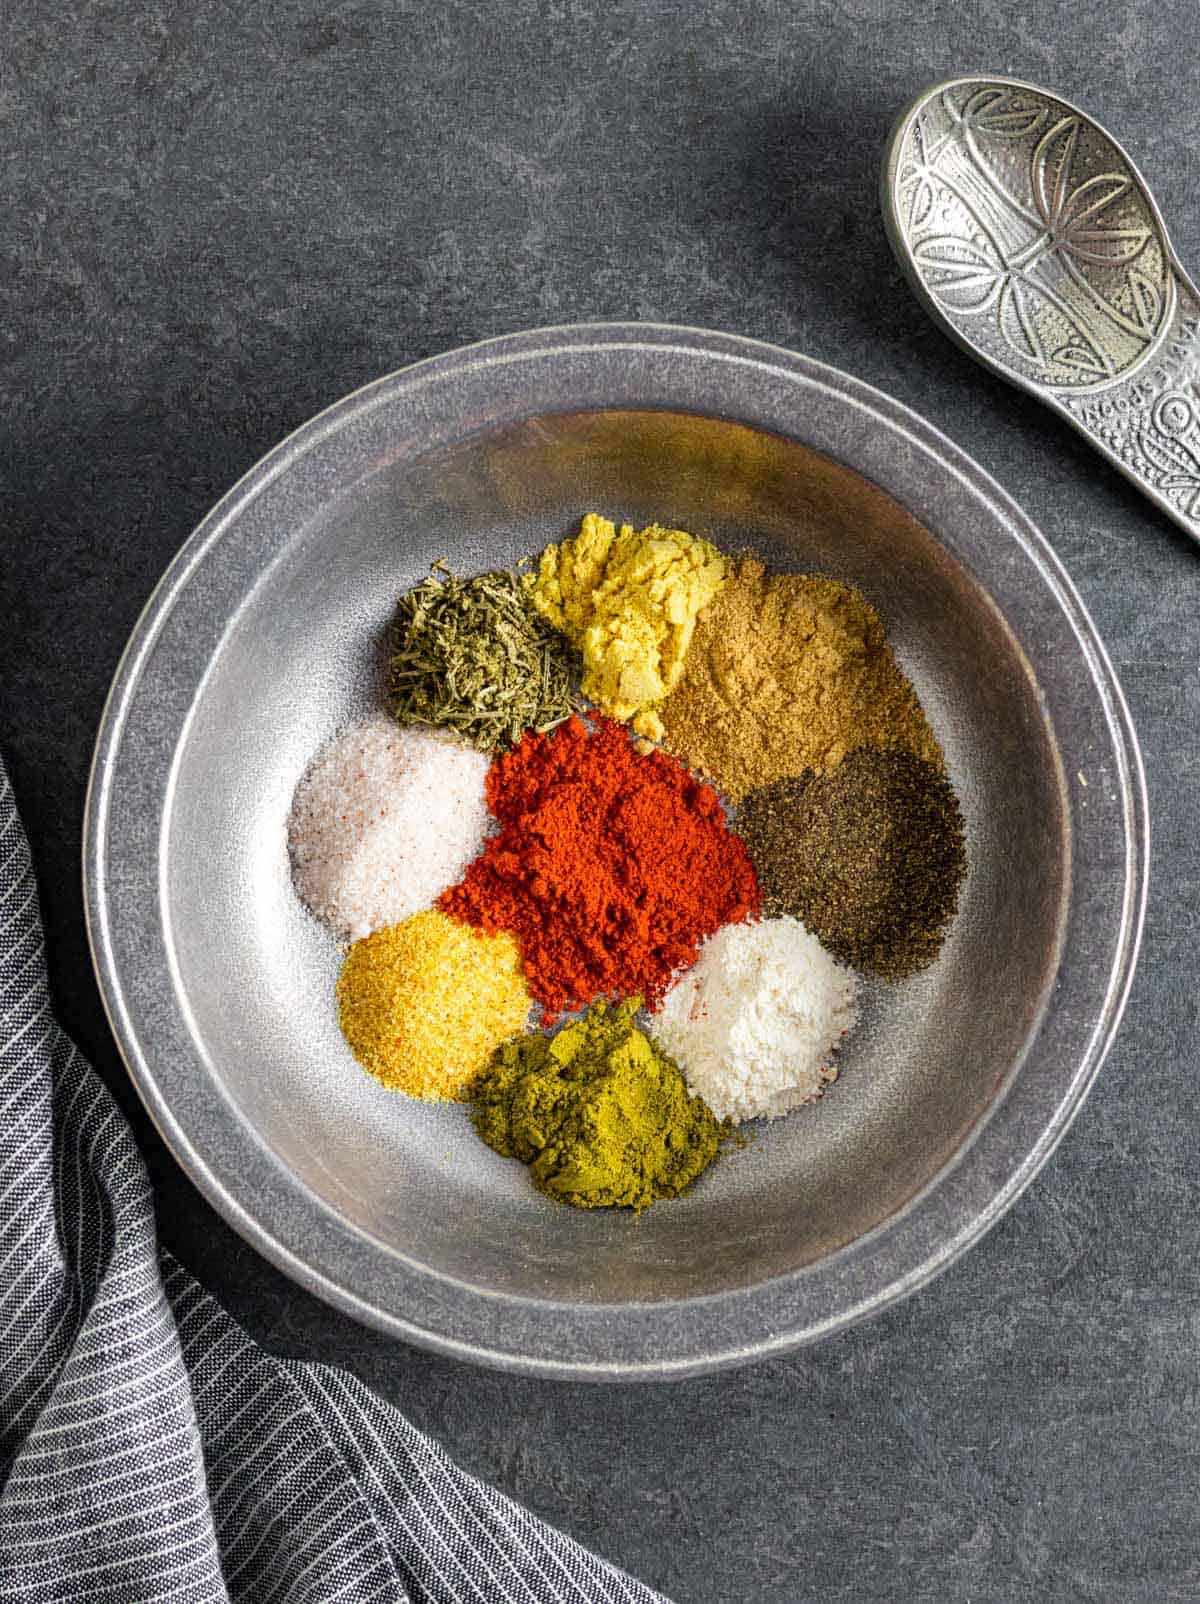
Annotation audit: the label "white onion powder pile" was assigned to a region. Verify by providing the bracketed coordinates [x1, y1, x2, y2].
[650, 917, 859, 1123]
[287, 715, 490, 941]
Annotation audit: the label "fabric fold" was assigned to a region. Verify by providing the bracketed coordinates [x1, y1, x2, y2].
[0, 757, 665, 1604]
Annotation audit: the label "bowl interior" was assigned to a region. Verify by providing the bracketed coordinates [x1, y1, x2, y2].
[163, 407, 1067, 1305]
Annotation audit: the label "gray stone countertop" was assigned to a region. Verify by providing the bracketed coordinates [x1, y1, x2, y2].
[1, 3, 1196, 1599]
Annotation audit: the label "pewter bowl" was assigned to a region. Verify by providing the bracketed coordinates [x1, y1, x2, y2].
[84, 324, 1146, 1379]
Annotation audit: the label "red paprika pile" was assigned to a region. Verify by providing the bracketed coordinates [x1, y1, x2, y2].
[440, 716, 760, 1015]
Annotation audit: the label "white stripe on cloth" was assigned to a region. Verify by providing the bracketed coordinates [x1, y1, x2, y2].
[0, 757, 668, 1604]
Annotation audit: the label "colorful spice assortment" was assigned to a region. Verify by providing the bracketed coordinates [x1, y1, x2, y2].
[283, 507, 972, 1211]
[658, 557, 941, 800]
[336, 910, 530, 1099]
[288, 716, 490, 940]
[736, 748, 966, 979]
[472, 998, 723, 1210]
[527, 514, 725, 740]
[388, 563, 579, 751]
[439, 715, 759, 1015]
[650, 919, 859, 1123]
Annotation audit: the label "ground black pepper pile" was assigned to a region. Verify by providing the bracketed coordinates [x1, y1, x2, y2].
[736, 747, 966, 979]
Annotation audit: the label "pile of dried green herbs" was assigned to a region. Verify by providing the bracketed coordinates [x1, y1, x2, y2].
[387, 563, 580, 751]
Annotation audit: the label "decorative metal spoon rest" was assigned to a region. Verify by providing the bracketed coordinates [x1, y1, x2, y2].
[882, 74, 1200, 544]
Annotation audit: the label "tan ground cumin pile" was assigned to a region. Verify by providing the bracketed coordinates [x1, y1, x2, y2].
[659, 558, 941, 800]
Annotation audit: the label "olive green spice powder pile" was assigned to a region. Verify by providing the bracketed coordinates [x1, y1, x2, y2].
[471, 998, 724, 1211]
[737, 747, 967, 979]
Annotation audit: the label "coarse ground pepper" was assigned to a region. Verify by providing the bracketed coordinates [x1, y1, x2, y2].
[471, 998, 724, 1211]
[736, 747, 966, 979]
[336, 909, 531, 1098]
[659, 557, 942, 800]
[439, 715, 760, 1015]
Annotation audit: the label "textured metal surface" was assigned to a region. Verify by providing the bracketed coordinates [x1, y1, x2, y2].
[83, 323, 1145, 1379]
[883, 76, 1200, 545]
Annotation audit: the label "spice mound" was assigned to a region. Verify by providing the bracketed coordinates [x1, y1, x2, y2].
[388, 563, 579, 752]
[736, 747, 966, 979]
[528, 513, 726, 740]
[659, 557, 941, 799]
[650, 918, 859, 1123]
[288, 716, 490, 941]
[471, 998, 723, 1211]
[337, 910, 530, 1099]
[439, 715, 760, 1016]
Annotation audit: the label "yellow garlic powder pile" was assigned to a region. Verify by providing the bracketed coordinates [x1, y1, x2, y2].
[336, 909, 531, 1100]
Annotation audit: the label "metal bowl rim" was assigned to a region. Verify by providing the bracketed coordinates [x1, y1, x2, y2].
[83, 320, 1148, 1380]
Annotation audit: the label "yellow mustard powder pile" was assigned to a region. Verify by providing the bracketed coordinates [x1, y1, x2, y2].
[527, 513, 726, 740]
[660, 557, 942, 800]
[336, 909, 531, 1099]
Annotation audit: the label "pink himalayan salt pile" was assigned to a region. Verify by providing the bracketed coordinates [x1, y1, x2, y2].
[288, 715, 490, 941]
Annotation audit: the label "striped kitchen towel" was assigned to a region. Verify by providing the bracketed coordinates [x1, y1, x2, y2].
[0, 755, 666, 1604]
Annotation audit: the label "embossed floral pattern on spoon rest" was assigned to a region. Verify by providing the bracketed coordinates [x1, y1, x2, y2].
[882, 75, 1200, 543]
